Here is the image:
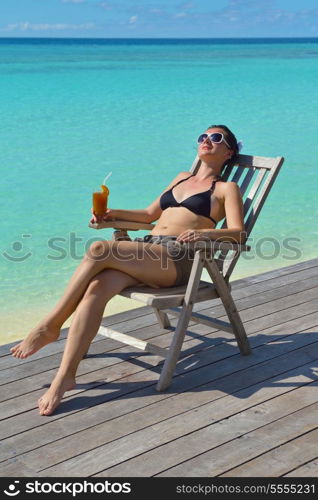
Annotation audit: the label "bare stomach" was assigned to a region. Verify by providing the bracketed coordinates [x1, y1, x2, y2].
[150, 207, 213, 236]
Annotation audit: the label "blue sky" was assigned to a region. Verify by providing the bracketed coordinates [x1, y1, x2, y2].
[0, 0, 318, 38]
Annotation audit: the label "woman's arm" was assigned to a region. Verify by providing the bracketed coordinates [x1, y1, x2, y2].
[103, 208, 154, 224]
[177, 182, 246, 243]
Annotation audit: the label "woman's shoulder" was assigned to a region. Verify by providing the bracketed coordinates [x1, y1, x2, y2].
[217, 180, 242, 199]
[220, 180, 240, 191]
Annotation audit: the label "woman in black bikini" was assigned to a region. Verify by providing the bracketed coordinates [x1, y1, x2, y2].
[11, 124, 245, 416]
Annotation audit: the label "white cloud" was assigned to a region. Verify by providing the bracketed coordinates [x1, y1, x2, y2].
[1, 21, 95, 32]
[62, 0, 86, 3]
[129, 15, 138, 24]
[194, 2, 317, 27]
[175, 12, 186, 18]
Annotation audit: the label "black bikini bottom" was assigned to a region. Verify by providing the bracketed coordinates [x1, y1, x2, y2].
[133, 235, 194, 286]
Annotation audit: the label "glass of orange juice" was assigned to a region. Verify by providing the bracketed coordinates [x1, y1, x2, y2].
[93, 185, 109, 216]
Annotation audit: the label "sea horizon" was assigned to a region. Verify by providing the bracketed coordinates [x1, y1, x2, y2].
[1, 36, 318, 41]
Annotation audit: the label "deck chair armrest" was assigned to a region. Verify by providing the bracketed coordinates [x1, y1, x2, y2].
[88, 220, 155, 231]
[186, 240, 251, 253]
[88, 223, 250, 251]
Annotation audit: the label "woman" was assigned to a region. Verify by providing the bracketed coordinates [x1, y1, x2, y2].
[11, 124, 245, 416]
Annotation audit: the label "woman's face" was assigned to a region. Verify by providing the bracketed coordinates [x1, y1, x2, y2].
[198, 127, 233, 165]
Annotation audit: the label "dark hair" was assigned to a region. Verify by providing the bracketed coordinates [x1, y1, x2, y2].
[207, 124, 239, 169]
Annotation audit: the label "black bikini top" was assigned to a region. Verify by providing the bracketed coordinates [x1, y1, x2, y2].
[159, 174, 221, 226]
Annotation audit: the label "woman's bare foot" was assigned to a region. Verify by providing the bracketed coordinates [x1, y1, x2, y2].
[10, 323, 60, 359]
[38, 376, 76, 416]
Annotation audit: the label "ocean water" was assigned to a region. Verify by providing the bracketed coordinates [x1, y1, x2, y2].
[1, 37, 317, 344]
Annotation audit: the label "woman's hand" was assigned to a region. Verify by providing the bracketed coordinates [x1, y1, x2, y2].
[90, 208, 116, 224]
[176, 229, 211, 242]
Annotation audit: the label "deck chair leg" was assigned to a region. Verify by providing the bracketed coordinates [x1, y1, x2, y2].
[205, 258, 251, 356]
[156, 251, 205, 392]
[154, 308, 171, 329]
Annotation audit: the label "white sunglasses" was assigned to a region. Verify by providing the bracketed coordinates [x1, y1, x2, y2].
[197, 132, 231, 149]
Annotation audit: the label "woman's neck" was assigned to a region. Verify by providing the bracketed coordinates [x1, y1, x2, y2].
[195, 161, 223, 181]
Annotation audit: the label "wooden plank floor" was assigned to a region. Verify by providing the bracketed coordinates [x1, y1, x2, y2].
[1, 258, 318, 477]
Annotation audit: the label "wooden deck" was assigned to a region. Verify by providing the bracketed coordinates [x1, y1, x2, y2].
[1, 258, 318, 478]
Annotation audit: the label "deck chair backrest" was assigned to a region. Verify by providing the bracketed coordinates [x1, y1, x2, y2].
[190, 154, 284, 279]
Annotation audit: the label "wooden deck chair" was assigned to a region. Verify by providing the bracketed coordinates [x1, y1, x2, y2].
[89, 153, 284, 391]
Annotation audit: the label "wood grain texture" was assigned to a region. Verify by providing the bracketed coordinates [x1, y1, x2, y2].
[1, 259, 317, 478]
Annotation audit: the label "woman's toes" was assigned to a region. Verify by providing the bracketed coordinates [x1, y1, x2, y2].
[38, 398, 45, 414]
[10, 325, 60, 360]
[39, 400, 50, 416]
[43, 406, 54, 416]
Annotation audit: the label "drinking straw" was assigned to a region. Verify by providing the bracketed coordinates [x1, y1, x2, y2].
[103, 171, 112, 185]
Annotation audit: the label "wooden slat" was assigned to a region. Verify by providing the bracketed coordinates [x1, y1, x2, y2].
[220, 411, 318, 477]
[228, 259, 318, 294]
[204, 258, 251, 354]
[238, 167, 256, 197]
[189, 155, 200, 174]
[245, 158, 284, 236]
[220, 163, 232, 182]
[153, 308, 171, 329]
[230, 165, 245, 184]
[88, 220, 154, 231]
[285, 458, 318, 477]
[98, 326, 168, 358]
[155, 387, 318, 478]
[120, 282, 218, 308]
[237, 154, 282, 170]
[188, 241, 250, 252]
[166, 309, 234, 334]
[243, 167, 267, 223]
[157, 252, 205, 391]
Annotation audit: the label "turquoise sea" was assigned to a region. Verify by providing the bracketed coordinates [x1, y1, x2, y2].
[1, 38, 317, 344]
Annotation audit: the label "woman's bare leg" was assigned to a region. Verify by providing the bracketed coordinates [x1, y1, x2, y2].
[11, 245, 112, 359]
[11, 240, 177, 359]
[38, 269, 139, 416]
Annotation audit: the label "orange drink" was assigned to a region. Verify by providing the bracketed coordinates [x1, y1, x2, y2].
[93, 185, 109, 216]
